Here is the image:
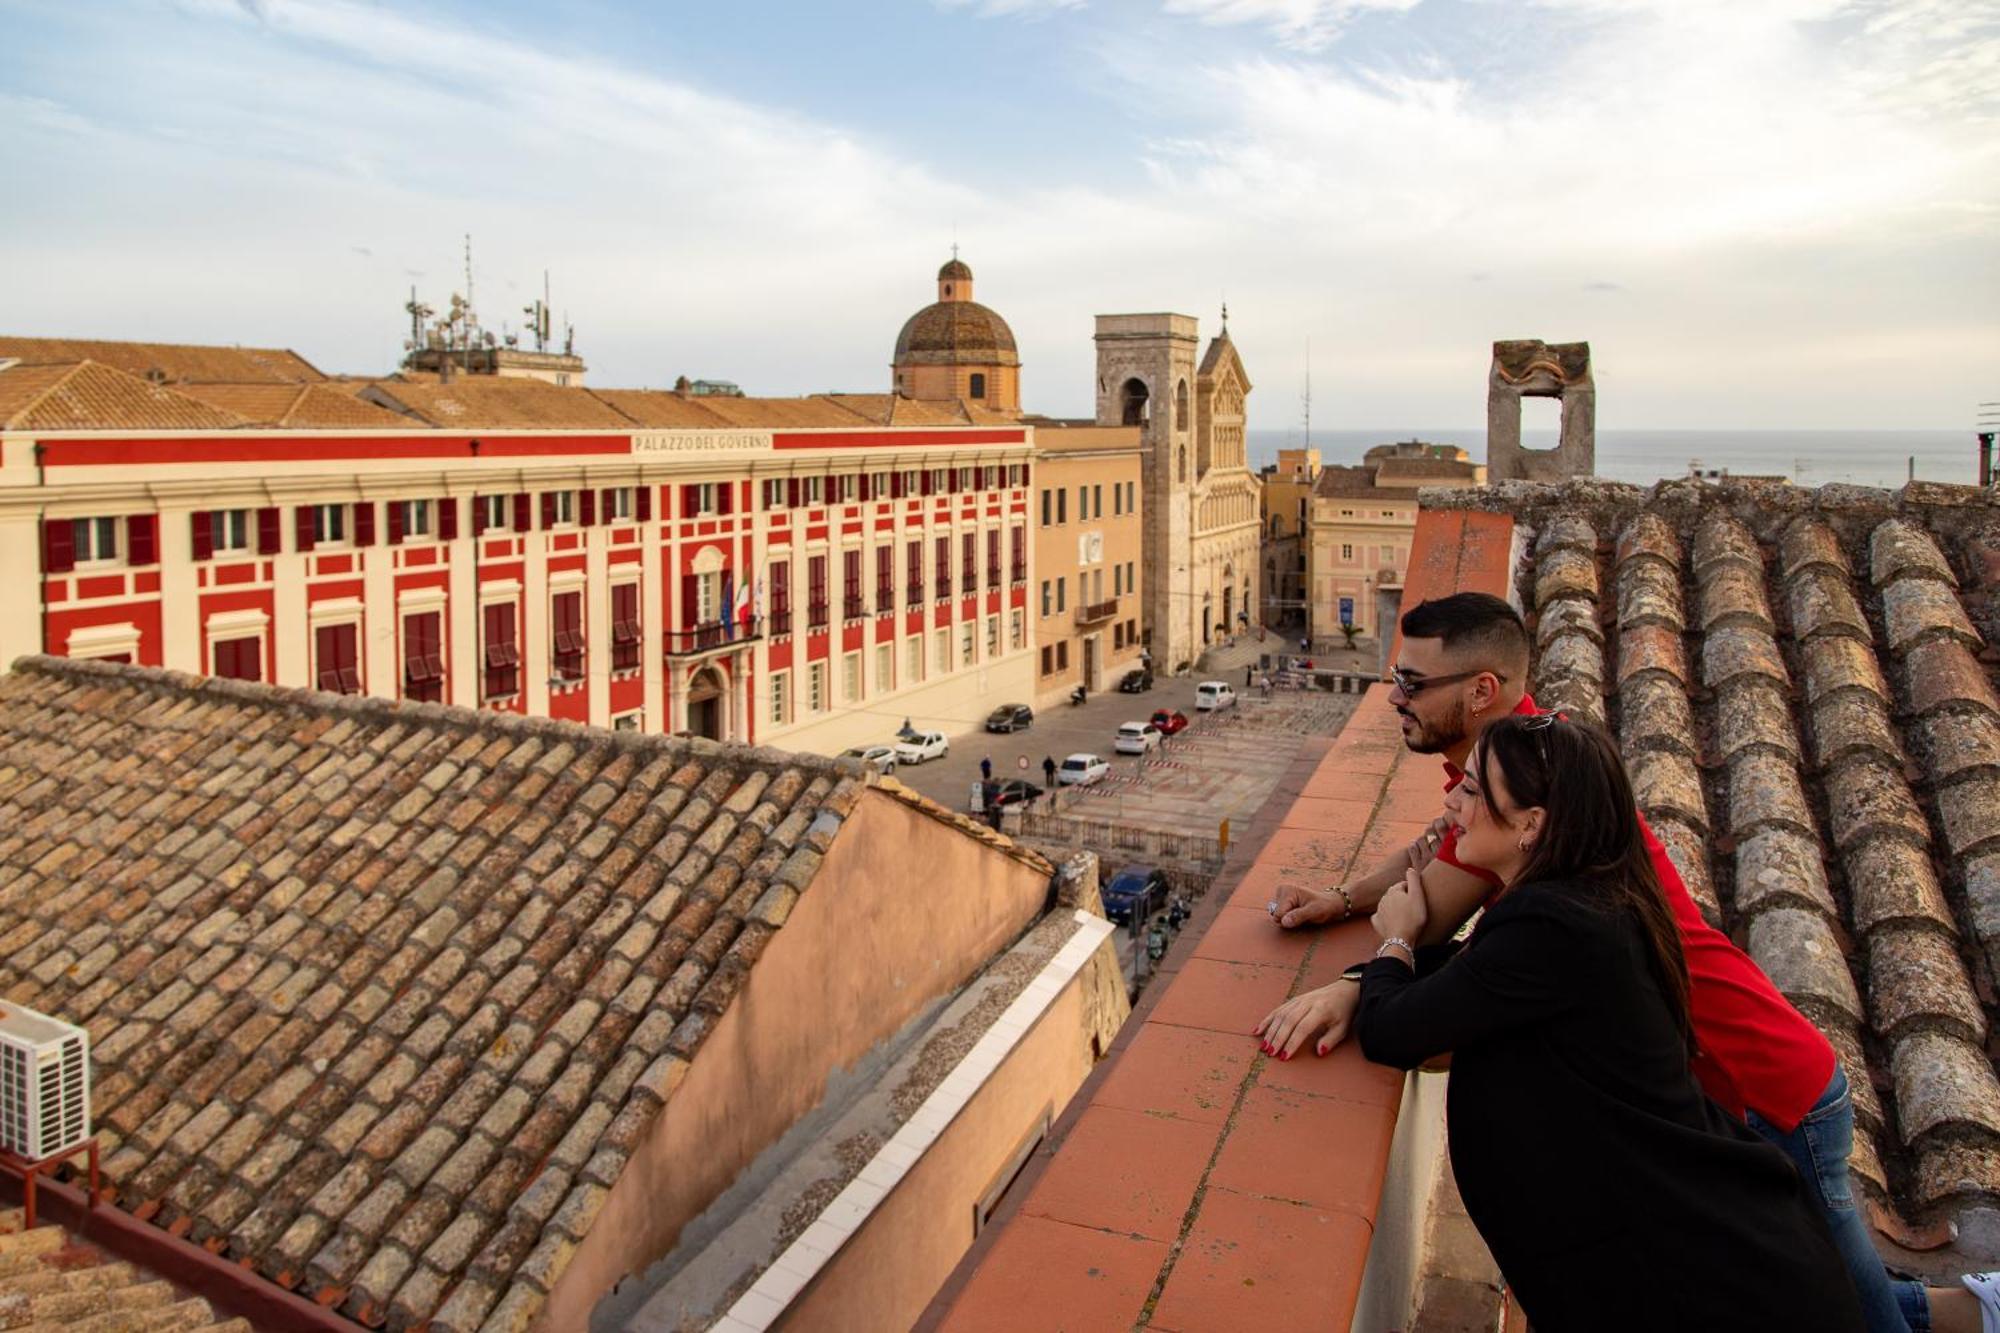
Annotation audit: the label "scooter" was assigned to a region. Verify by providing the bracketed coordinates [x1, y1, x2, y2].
[1068, 685, 1088, 707]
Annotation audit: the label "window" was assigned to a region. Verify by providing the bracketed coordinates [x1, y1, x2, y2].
[872, 471, 891, 499]
[935, 535, 951, 599]
[1010, 609, 1024, 649]
[905, 635, 924, 683]
[769, 562, 792, 634]
[1093, 484, 1102, 519]
[1056, 577, 1066, 613]
[70, 512, 119, 560]
[1381, 509, 1396, 518]
[315, 622, 361, 694]
[1077, 486, 1088, 521]
[205, 509, 250, 555]
[1056, 640, 1069, 670]
[1114, 485, 1123, 517]
[809, 661, 827, 712]
[1126, 560, 1135, 592]
[395, 499, 431, 541]
[843, 549, 865, 620]
[986, 530, 1000, 588]
[1057, 489, 1067, 524]
[1010, 526, 1025, 582]
[986, 616, 999, 656]
[213, 635, 261, 682]
[969, 372, 987, 399]
[1114, 622, 1124, 650]
[804, 476, 824, 505]
[1041, 580, 1052, 617]
[311, 504, 348, 546]
[1126, 481, 1135, 513]
[544, 490, 576, 527]
[962, 532, 977, 594]
[483, 603, 520, 699]
[902, 469, 920, 498]
[875, 544, 894, 615]
[551, 590, 585, 682]
[1041, 645, 1054, 676]
[605, 487, 635, 521]
[1379, 544, 1396, 564]
[697, 570, 721, 625]
[403, 612, 444, 702]
[906, 539, 924, 604]
[808, 555, 829, 629]
[613, 712, 642, 731]
[876, 643, 892, 693]
[763, 478, 787, 510]
[933, 628, 949, 674]
[1040, 489, 1052, 527]
[961, 623, 975, 667]
[479, 495, 511, 533]
[771, 670, 791, 725]
[611, 583, 641, 671]
[1114, 565, 1123, 596]
[843, 652, 862, 704]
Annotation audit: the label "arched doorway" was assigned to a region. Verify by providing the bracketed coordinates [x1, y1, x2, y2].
[687, 666, 725, 740]
[1120, 378, 1149, 427]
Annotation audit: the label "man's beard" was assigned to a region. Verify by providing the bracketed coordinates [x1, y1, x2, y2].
[1399, 697, 1467, 755]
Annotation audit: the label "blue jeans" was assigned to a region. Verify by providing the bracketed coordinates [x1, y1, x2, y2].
[1747, 1068, 1928, 1333]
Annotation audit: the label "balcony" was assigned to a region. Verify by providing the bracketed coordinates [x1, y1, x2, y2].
[664, 617, 764, 657]
[1074, 597, 1119, 627]
[768, 607, 792, 636]
[843, 595, 867, 621]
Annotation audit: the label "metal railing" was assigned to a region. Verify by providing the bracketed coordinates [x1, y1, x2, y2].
[1075, 597, 1119, 626]
[663, 617, 764, 656]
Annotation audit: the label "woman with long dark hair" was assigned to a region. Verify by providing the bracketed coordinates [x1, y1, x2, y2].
[1358, 715, 1865, 1332]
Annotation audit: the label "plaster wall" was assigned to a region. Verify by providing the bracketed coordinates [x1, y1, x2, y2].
[542, 790, 1054, 1331]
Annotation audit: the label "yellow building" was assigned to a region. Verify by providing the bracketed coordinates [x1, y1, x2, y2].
[1028, 424, 1147, 703]
[1307, 440, 1483, 643]
[1257, 447, 1319, 630]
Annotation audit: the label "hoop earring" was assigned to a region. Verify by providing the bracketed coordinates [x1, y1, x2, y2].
[1517, 836, 1532, 852]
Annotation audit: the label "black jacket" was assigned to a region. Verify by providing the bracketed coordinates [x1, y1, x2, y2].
[1359, 880, 1864, 1333]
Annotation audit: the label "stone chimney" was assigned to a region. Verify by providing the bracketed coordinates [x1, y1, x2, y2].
[1486, 340, 1594, 481]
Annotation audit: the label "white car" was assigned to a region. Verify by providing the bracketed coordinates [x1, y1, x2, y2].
[841, 744, 898, 774]
[1194, 681, 1237, 711]
[1056, 753, 1110, 786]
[1113, 722, 1161, 755]
[894, 731, 950, 764]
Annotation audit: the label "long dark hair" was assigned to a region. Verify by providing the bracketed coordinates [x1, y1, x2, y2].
[1474, 715, 1695, 1055]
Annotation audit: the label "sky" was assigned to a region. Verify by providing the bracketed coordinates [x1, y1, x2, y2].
[2, 0, 1995, 432]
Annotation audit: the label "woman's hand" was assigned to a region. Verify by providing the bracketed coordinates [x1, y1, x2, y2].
[1373, 849, 1429, 945]
[1407, 815, 1452, 871]
[1253, 980, 1361, 1059]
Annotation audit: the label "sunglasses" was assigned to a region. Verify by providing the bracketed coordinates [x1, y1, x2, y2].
[1387, 667, 1504, 698]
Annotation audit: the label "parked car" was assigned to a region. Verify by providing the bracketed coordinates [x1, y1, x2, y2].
[984, 703, 1034, 733]
[1101, 864, 1168, 926]
[1113, 722, 1162, 755]
[1118, 668, 1154, 693]
[1194, 681, 1237, 711]
[1150, 708, 1190, 735]
[841, 744, 898, 774]
[976, 779, 1044, 810]
[1055, 753, 1110, 786]
[894, 731, 950, 764]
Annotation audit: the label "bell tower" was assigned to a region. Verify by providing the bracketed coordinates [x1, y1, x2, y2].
[1094, 313, 1200, 671]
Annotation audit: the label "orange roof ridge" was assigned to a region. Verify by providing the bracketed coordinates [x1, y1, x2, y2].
[0, 359, 250, 431]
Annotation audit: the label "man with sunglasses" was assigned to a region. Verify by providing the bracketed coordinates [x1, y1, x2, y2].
[1257, 591, 1965, 1333]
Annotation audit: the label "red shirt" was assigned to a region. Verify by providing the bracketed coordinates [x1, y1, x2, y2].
[1433, 695, 1836, 1131]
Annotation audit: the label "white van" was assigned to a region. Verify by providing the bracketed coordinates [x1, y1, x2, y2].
[1194, 681, 1236, 711]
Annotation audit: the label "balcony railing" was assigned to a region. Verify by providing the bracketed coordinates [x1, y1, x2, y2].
[768, 607, 791, 635]
[843, 594, 867, 620]
[1075, 597, 1119, 626]
[664, 617, 764, 657]
[807, 600, 829, 630]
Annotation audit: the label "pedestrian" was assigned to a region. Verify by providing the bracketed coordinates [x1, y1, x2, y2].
[980, 755, 993, 782]
[1042, 755, 1057, 788]
[1245, 663, 1254, 686]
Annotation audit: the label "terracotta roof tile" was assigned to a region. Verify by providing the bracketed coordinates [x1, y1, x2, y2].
[0, 335, 325, 384]
[0, 655, 899, 1332]
[177, 383, 411, 429]
[0, 361, 250, 431]
[1488, 476, 2000, 1239]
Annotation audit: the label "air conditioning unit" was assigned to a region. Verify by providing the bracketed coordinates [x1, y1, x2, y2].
[0, 1004, 90, 1160]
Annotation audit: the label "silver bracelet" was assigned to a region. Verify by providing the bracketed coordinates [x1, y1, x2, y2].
[1375, 936, 1415, 962]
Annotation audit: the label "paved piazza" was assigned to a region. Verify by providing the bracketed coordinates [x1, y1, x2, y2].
[887, 637, 1370, 837]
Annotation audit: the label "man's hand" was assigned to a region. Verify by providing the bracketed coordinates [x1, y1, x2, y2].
[1269, 882, 1342, 930]
[1254, 979, 1361, 1059]
[1406, 815, 1452, 872]
[1374, 850, 1430, 945]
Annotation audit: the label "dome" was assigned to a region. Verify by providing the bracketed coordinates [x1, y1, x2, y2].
[893, 300, 1020, 367]
[938, 257, 974, 282]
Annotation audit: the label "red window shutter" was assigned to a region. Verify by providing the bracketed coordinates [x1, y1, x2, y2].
[600, 488, 615, 521]
[191, 512, 214, 562]
[354, 503, 376, 547]
[859, 474, 872, 502]
[386, 501, 403, 545]
[890, 472, 904, 499]
[682, 573, 698, 629]
[438, 497, 459, 541]
[472, 497, 488, 536]
[127, 514, 157, 566]
[718, 482, 734, 516]
[682, 484, 699, 518]
[787, 478, 800, 508]
[920, 471, 933, 496]
[579, 488, 597, 527]
[540, 493, 556, 530]
[296, 506, 316, 553]
[513, 492, 531, 533]
[43, 518, 75, 574]
[257, 507, 281, 555]
[636, 485, 653, 522]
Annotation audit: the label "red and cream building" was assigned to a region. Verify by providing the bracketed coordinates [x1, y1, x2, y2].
[0, 341, 1035, 756]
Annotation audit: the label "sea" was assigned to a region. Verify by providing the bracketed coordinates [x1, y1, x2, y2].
[1247, 428, 1984, 492]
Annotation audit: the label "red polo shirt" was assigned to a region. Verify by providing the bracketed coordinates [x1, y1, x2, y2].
[1433, 695, 1836, 1131]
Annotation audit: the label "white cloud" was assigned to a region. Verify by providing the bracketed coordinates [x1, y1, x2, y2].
[1161, 0, 1419, 51]
[932, 0, 1086, 16]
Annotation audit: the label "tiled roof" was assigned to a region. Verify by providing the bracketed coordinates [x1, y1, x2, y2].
[1454, 476, 2000, 1234]
[580, 389, 734, 429]
[0, 337, 325, 384]
[1372, 457, 1483, 482]
[359, 379, 639, 430]
[0, 1210, 251, 1330]
[178, 384, 414, 430]
[0, 361, 251, 432]
[1312, 464, 1410, 500]
[0, 655, 883, 1332]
